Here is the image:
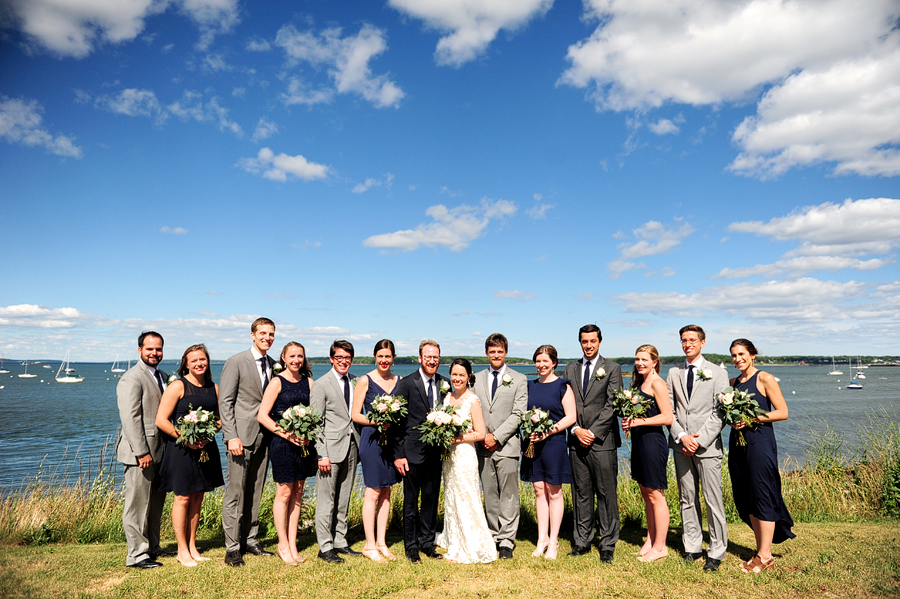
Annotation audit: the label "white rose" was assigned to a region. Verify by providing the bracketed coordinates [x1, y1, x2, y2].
[451, 415, 464, 426]
[426, 412, 436, 422]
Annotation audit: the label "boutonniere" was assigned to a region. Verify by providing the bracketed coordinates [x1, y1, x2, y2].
[351, 377, 358, 387]
[501, 373, 513, 387]
[593, 367, 607, 381]
[272, 362, 284, 375]
[439, 380, 451, 396]
[167, 373, 179, 384]
[697, 368, 713, 382]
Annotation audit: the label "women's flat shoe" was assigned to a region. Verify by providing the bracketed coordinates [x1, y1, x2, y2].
[638, 549, 668, 563]
[177, 558, 198, 567]
[376, 545, 396, 561]
[362, 547, 386, 563]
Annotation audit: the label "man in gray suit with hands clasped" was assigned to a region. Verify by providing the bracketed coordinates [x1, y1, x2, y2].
[220, 317, 277, 566]
[116, 331, 171, 569]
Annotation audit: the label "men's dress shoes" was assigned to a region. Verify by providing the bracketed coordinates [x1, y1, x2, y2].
[150, 550, 177, 559]
[703, 558, 721, 571]
[600, 550, 614, 563]
[406, 549, 421, 563]
[318, 550, 345, 564]
[244, 545, 274, 556]
[333, 546, 362, 557]
[127, 558, 162, 569]
[567, 545, 591, 556]
[421, 547, 443, 559]
[224, 551, 245, 567]
[683, 552, 703, 563]
[498, 547, 514, 560]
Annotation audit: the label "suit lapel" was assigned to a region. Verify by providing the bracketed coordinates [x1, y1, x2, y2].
[140, 363, 162, 400]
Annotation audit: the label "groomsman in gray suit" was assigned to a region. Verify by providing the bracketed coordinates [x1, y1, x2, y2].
[667, 324, 729, 571]
[475, 333, 527, 559]
[311, 340, 361, 563]
[220, 317, 277, 566]
[116, 331, 172, 569]
[564, 324, 622, 563]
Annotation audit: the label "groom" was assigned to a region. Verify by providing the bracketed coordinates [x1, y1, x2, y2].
[475, 333, 527, 559]
[394, 339, 447, 563]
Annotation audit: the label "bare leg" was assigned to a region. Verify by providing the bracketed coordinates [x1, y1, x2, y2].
[751, 515, 775, 562]
[187, 492, 205, 560]
[273, 482, 297, 565]
[287, 481, 304, 562]
[639, 486, 669, 561]
[545, 483, 564, 559]
[172, 494, 197, 566]
[532, 482, 549, 556]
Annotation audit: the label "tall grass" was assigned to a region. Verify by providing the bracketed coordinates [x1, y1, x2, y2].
[2, 408, 898, 547]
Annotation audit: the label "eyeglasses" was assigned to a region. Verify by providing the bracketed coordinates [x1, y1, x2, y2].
[332, 355, 352, 363]
[681, 338, 701, 346]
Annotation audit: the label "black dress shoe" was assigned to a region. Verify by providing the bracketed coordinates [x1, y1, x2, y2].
[224, 551, 245, 567]
[421, 547, 443, 559]
[126, 558, 162, 569]
[683, 551, 703, 563]
[318, 550, 345, 564]
[600, 550, 614, 563]
[150, 550, 177, 559]
[406, 549, 421, 563]
[244, 545, 274, 556]
[703, 557, 721, 571]
[498, 547, 514, 560]
[333, 546, 362, 557]
[567, 545, 591, 556]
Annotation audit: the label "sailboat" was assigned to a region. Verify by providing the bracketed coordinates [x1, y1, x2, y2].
[827, 357, 843, 376]
[110, 355, 126, 373]
[55, 350, 84, 383]
[0, 355, 8, 374]
[854, 356, 866, 379]
[18, 361, 37, 378]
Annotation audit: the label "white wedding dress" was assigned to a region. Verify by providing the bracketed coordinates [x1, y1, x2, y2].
[435, 394, 498, 564]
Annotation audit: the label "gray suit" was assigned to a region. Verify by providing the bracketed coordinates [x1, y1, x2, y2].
[474, 366, 527, 550]
[115, 361, 167, 565]
[564, 356, 622, 551]
[310, 370, 360, 552]
[666, 357, 729, 559]
[220, 349, 273, 553]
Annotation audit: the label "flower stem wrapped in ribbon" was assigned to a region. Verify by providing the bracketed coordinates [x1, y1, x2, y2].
[365, 394, 408, 446]
[519, 407, 553, 458]
[276, 405, 323, 457]
[612, 388, 653, 439]
[417, 403, 470, 461]
[176, 404, 219, 463]
[716, 386, 767, 446]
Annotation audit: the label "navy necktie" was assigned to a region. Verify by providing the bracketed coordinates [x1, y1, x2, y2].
[582, 361, 591, 396]
[342, 375, 351, 410]
[260, 358, 269, 390]
[154, 370, 165, 394]
[687, 365, 695, 397]
[427, 378, 435, 408]
[491, 371, 499, 402]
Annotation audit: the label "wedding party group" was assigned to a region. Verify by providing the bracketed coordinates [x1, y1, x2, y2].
[115, 318, 795, 575]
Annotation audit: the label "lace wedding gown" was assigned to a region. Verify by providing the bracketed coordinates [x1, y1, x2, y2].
[435, 394, 498, 564]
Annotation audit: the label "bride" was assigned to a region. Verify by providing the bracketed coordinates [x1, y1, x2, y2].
[435, 358, 498, 563]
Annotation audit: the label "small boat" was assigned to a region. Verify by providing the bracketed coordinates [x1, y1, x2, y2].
[18, 361, 37, 378]
[55, 350, 84, 384]
[846, 381, 863, 390]
[42, 364, 52, 369]
[0, 355, 8, 374]
[827, 357, 843, 376]
[110, 355, 126, 373]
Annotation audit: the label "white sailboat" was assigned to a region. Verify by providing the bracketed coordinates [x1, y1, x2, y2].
[0, 355, 8, 374]
[55, 351, 84, 383]
[854, 357, 866, 379]
[110, 355, 126, 373]
[827, 357, 843, 376]
[18, 361, 37, 378]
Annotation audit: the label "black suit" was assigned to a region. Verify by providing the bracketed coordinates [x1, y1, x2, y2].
[564, 356, 623, 552]
[394, 369, 446, 552]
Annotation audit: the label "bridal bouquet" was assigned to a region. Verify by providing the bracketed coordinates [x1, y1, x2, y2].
[366, 394, 408, 446]
[612, 388, 653, 438]
[716, 387, 766, 446]
[418, 404, 470, 460]
[276, 405, 323, 457]
[176, 404, 219, 463]
[519, 408, 554, 458]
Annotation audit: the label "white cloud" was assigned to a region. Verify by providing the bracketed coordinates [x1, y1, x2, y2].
[388, 0, 553, 67]
[246, 38, 271, 52]
[351, 173, 394, 193]
[280, 77, 335, 106]
[0, 304, 98, 329]
[167, 91, 242, 135]
[0, 96, 82, 158]
[493, 290, 538, 302]
[363, 198, 517, 252]
[160, 226, 187, 234]
[203, 53, 229, 72]
[251, 117, 279, 142]
[607, 220, 694, 278]
[560, 0, 900, 177]
[713, 256, 891, 280]
[5, 0, 238, 58]
[93, 88, 164, 121]
[237, 147, 330, 182]
[275, 24, 404, 108]
[526, 203, 555, 219]
[648, 118, 679, 135]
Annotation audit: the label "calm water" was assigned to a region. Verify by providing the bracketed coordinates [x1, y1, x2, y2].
[0, 361, 897, 489]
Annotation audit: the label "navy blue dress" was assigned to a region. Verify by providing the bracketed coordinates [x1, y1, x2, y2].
[268, 375, 317, 483]
[520, 378, 572, 485]
[728, 371, 795, 543]
[158, 378, 224, 495]
[629, 388, 668, 490]
[359, 375, 402, 489]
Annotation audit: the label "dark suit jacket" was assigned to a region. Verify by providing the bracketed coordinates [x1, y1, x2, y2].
[394, 369, 448, 465]
[564, 356, 623, 450]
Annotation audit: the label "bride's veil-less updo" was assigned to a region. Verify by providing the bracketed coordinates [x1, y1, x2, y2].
[450, 357, 476, 388]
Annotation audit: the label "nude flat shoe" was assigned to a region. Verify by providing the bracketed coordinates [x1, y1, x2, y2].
[363, 547, 386, 563]
[638, 548, 668, 562]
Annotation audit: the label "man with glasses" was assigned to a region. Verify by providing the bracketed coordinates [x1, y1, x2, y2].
[667, 324, 729, 571]
[311, 340, 361, 563]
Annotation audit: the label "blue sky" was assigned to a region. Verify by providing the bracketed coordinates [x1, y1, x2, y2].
[1, 0, 899, 362]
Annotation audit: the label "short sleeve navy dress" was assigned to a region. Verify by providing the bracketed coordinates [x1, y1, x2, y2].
[629, 388, 668, 490]
[268, 375, 317, 483]
[520, 378, 572, 485]
[728, 371, 795, 543]
[158, 378, 224, 495]
[359, 375, 402, 489]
